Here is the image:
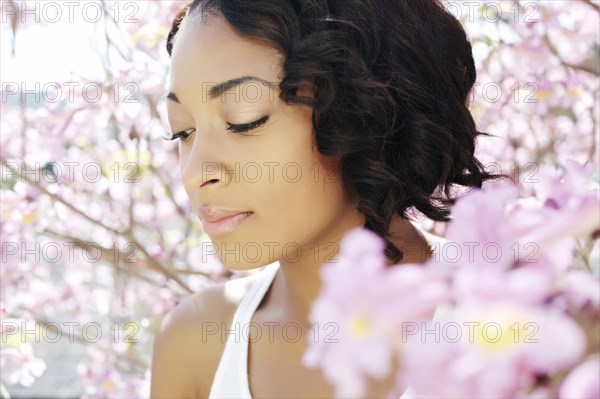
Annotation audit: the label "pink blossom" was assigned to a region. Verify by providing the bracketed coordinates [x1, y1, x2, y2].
[560, 357, 600, 399]
[451, 260, 558, 306]
[0, 343, 46, 387]
[516, 195, 599, 262]
[562, 270, 600, 310]
[400, 301, 586, 398]
[303, 228, 449, 397]
[530, 160, 595, 208]
[444, 184, 520, 270]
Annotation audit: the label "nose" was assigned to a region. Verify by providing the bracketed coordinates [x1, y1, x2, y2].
[180, 129, 226, 191]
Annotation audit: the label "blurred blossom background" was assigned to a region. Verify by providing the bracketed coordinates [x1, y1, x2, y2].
[0, 0, 598, 398]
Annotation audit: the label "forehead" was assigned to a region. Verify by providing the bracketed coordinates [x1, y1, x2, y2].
[169, 13, 283, 97]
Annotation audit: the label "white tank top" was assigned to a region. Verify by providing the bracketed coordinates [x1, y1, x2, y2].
[209, 229, 449, 398]
[208, 262, 279, 398]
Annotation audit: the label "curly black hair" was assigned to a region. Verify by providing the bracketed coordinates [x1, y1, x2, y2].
[166, 0, 504, 263]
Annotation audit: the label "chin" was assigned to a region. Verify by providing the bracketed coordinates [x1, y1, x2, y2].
[205, 231, 282, 270]
[213, 247, 276, 271]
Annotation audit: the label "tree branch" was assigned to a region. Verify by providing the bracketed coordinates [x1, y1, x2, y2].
[0, 159, 124, 236]
[1, 159, 193, 293]
[581, 0, 600, 13]
[40, 229, 158, 286]
[543, 32, 600, 76]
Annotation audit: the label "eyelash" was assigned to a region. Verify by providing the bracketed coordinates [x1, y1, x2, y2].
[165, 116, 269, 142]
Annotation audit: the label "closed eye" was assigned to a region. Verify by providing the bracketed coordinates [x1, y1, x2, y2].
[163, 115, 269, 142]
[226, 115, 269, 134]
[163, 128, 195, 142]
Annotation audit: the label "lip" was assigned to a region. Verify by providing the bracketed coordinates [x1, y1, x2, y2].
[196, 206, 253, 237]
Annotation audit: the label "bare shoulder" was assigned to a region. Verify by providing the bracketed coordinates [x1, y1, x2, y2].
[150, 272, 260, 398]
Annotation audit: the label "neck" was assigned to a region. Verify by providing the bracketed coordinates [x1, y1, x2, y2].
[261, 214, 433, 329]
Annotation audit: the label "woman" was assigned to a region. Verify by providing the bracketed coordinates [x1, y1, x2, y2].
[151, 0, 498, 397]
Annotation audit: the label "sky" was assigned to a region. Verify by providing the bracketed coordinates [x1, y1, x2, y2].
[1, 1, 129, 86]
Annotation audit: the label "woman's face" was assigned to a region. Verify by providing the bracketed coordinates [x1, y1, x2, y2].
[167, 12, 363, 269]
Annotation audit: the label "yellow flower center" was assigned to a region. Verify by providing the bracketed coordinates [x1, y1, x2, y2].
[350, 314, 369, 338]
[470, 307, 533, 354]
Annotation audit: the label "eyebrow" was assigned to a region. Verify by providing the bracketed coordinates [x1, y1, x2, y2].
[166, 75, 276, 103]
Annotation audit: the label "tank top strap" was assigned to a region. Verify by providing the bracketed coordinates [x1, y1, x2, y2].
[209, 262, 280, 398]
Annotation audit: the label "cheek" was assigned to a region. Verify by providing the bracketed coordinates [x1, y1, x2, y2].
[268, 109, 347, 213]
[258, 147, 348, 235]
[237, 105, 351, 240]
